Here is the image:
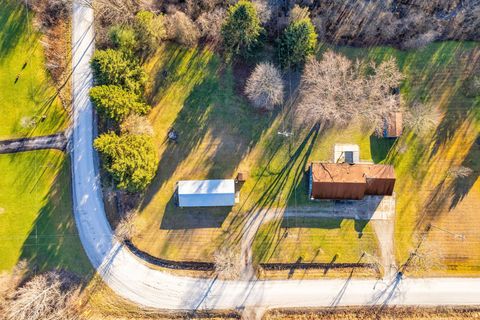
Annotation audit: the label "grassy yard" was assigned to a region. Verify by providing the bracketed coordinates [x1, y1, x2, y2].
[0, 0, 67, 139]
[0, 2, 90, 276]
[0, 151, 92, 275]
[130, 41, 479, 276]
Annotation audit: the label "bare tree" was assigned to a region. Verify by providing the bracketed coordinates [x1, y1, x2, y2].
[404, 240, 445, 274]
[404, 101, 441, 134]
[296, 51, 403, 128]
[120, 114, 154, 136]
[245, 62, 284, 111]
[448, 166, 474, 178]
[253, 0, 272, 25]
[196, 8, 226, 44]
[4, 271, 81, 320]
[214, 247, 241, 280]
[165, 11, 200, 47]
[288, 4, 310, 24]
[296, 52, 362, 126]
[0, 260, 28, 310]
[364, 57, 404, 134]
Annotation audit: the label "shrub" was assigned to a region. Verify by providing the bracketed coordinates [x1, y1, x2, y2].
[277, 18, 317, 69]
[245, 62, 284, 110]
[165, 11, 200, 47]
[134, 10, 166, 56]
[221, 0, 263, 58]
[109, 25, 138, 55]
[90, 85, 150, 122]
[91, 49, 147, 93]
[94, 133, 158, 192]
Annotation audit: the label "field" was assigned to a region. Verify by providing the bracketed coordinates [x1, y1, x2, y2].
[128, 40, 480, 277]
[0, 0, 67, 139]
[131, 43, 381, 267]
[0, 2, 91, 277]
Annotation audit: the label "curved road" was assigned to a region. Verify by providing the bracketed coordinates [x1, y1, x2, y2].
[71, 0, 480, 311]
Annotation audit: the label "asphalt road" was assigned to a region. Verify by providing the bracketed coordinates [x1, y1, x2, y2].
[71, 0, 480, 311]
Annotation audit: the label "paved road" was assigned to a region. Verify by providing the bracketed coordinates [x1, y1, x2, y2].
[0, 133, 67, 154]
[71, 0, 480, 311]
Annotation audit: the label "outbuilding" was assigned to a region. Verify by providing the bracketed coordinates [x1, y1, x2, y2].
[176, 179, 236, 207]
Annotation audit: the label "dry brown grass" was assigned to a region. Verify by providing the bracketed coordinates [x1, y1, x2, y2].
[264, 306, 480, 320]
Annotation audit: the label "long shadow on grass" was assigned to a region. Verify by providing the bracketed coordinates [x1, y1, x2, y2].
[0, 1, 28, 58]
[18, 156, 94, 278]
[140, 61, 276, 217]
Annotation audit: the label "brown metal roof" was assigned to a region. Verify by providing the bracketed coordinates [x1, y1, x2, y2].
[310, 163, 395, 200]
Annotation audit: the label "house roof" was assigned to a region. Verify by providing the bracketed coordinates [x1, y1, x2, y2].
[310, 163, 395, 200]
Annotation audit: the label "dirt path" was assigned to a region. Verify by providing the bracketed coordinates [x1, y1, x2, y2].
[0, 132, 67, 154]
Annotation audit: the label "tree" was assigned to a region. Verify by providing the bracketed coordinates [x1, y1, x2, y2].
[288, 4, 310, 24]
[296, 52, 361, 126]
[364, 57, 404, 133]
[134, 10, 166, 56]
[3, 271, 80, 320]
[404, 101, 441, 135]
[245, 62, 284, 110]
[94, 133, 158, 192]
[221, 0, 263, 58]
[165, 11, 200, 47]
[196, 8, 226, 44]
[120, 114, 154, 136]
[277, 18, 317, 68]
[296, 51, 403, 128]
[109, 25, 138, 55]
[90, 85, 150, 122]
[91, 49, 147, 93]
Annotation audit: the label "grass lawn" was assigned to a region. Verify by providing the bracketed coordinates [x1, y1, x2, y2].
[131, 43, 379, 265]
[0, 2, 90, 277]
[0, 151, 92, 276]
[130, 41, 479, 276]
[0, 1, 67, 139]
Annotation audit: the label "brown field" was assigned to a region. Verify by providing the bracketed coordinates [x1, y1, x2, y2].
[264, 306, 480, 320]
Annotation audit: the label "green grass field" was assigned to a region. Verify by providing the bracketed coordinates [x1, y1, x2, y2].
[0, 151, 92, 275]
[0, 1, 67, 139]
[0, 3, 91, 276]
[129, 41, 480, 277]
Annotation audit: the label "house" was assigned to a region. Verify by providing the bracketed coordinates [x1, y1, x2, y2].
[308, 162, 395, 200]
[384, 112, 403, 138]
[333, 144, 360, 164]
[176, 179, 236, 207]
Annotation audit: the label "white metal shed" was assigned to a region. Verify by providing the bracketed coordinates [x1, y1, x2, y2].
[176, 179, 236, 207]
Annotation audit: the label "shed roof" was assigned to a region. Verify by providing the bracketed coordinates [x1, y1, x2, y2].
[178, 179, 235, 195]
[177, 179, 236, 207]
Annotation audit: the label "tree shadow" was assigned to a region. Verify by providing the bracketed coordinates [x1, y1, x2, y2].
[0, 1, 28, 58]
[159, 194, 231, 229]
[449, 136, 480, 209]
[370, 135, 397, 164]
[18, 156, 94, 278]
[140, 58, 276, 213]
